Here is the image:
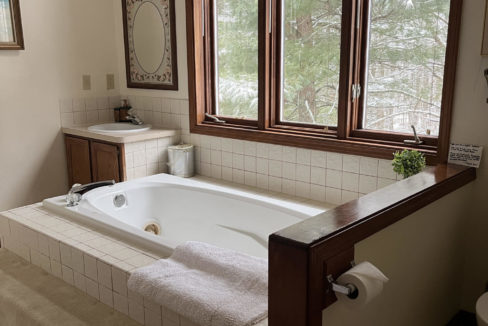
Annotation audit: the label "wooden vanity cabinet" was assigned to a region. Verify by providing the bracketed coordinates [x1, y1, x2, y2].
[65, 135, 125, 186]
[90, 141, 122, 183]
[65, 136, 92, 185]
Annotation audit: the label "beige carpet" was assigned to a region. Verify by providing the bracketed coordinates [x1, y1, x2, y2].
[0, 249, 140, 326]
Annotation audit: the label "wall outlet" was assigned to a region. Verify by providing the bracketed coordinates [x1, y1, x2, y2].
[82, 75, 91, 90]
[106, 73, 115, 90]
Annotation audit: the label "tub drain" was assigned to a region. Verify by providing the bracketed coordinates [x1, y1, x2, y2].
[144, 222, 161, 235]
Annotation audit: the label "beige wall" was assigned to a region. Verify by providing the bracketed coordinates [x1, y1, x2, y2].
[452, 1, 488, 312]
[0, 0, 120, 211]
[322, 184, 472, 325]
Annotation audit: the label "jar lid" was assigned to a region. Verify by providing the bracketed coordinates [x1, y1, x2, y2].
[168, 144, 194, 152]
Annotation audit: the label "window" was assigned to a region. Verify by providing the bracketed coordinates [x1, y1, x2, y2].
[214, 0, 259, 120]
[0, 0, 14, 42]
[187, 0, 462, 162]
[280, 0, 342, 127]
[361, 0, 451, 136]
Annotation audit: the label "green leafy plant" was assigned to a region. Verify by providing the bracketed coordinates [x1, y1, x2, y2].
[392, 149, 426, 178]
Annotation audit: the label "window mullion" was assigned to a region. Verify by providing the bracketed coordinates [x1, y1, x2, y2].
[266, 0, 280, 131]
[209, 0, 260, 123]
[337, 0, 358, 139]
[351, 0, 369, 132]
[204, 0, 214, 117]
[258, 0, 271, 130]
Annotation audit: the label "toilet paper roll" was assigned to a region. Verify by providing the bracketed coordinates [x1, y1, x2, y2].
[335, 261, 389, 309]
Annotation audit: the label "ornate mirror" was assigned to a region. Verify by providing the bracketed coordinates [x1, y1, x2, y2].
[0, 0, 24, 50]
[122, 0, 178, 90]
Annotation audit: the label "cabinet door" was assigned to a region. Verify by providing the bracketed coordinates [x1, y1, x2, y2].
[90, 141, 121, 182]
[65, 136, 92, 186]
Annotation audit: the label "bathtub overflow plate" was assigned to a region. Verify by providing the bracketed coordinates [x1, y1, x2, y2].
[113, 194, 126, 208]
[144, 222, 161, 235]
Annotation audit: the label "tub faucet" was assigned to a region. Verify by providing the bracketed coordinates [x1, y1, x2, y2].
[126, 109, 144, 125]
[66, 180, 115, 207]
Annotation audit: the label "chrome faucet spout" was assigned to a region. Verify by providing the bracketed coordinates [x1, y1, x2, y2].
[126, 109, 144, 125]
[66, 180, 115, 207]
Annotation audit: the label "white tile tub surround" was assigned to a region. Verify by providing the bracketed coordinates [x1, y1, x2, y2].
[59, 94, 190, 130]
[124, 136, 180, 181]
[59, 95, 122, 127]
[125, 95, 191, 133]
[60, 94, 400, 204]
[118, 96, 402, 204]
[0, 204, 271, 326]
[191, 134, 402, 205]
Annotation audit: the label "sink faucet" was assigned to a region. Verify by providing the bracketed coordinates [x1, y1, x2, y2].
[126, 109, 144, 125]
[66, 180, 115, 207]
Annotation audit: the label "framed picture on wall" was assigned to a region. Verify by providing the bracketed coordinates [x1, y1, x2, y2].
[121, 0, 178, 90]
[482, 0, 488, 55]
[0, 0, 24, 50]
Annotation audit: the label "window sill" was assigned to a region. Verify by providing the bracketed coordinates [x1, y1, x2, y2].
[191, 122, 442, 163]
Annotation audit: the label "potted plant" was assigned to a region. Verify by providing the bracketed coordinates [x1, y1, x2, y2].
[392, 149, 426, 178]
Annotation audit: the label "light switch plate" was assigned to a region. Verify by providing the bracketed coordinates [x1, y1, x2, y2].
[106, 74, 115, 90]
[82, 75, 91, 90]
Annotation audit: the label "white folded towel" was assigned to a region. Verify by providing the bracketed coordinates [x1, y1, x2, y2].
[127, 241, 268, 326]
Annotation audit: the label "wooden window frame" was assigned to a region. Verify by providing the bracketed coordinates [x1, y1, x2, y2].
[186, 0, 463, 164]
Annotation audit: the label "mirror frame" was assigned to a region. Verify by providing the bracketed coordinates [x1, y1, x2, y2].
[121, 0, 178, 90]
[0, 0, 24, 50]
[483, 0, 488, 55]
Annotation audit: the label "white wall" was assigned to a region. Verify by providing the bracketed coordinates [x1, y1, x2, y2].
[0, 0, 120, 211]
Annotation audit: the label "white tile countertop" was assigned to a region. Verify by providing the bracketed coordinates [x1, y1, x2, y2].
[62, 125, 178, 144]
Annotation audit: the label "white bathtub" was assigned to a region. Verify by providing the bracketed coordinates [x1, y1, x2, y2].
[43, 174, 328, 258]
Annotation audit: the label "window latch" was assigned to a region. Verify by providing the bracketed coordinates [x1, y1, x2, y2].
[205, 113, 226, 124]
[201, 0, 205, 37]
[404, 125, 424, 145]
[268, 0, 272, 34]
[352, 84, 361, 101]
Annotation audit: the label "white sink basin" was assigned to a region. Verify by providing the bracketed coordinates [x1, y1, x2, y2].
[87, 123, 151, 134]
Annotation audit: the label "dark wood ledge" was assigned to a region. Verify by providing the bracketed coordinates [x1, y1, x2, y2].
[273, 164, 475, 247]
[268, 164, 476, 326]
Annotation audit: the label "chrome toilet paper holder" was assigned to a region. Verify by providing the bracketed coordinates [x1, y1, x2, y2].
[327, 261, 359, 299]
